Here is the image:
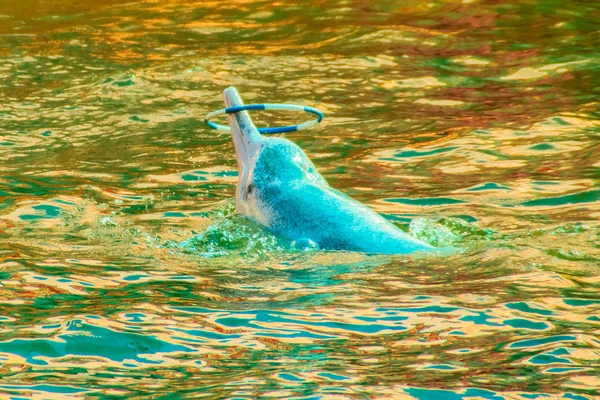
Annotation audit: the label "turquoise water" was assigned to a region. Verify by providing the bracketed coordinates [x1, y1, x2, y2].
[1, 0, 599, 398]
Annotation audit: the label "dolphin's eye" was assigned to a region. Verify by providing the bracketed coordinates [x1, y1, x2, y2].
[242, 183, 254, 200]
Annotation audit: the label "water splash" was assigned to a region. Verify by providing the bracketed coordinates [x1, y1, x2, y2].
[409, 216, 496, 248]
[162, 202, 285, 258]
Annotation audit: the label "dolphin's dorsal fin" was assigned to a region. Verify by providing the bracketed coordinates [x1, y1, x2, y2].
[223, 87, 261, 142]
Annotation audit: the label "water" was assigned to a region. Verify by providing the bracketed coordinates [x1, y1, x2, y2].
[1, 0, 599, 398]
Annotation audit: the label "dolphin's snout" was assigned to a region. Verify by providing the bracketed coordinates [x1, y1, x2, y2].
[223, 86, 244, 109]
[224, 87, 263, 174]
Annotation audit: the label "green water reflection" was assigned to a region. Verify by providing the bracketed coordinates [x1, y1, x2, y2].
[1, 0, 599, 398]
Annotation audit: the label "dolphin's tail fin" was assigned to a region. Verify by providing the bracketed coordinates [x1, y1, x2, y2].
[223, 87, 261, 142]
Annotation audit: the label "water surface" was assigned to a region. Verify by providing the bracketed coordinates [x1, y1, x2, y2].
[0, 0, 599, 398]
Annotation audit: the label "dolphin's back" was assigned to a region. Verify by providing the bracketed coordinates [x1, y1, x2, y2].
[260, 181, 432, 254]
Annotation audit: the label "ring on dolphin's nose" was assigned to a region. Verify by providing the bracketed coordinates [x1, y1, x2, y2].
[204, 103, 325, 134]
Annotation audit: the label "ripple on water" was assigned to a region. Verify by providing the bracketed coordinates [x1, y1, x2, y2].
[1, 0, 599, 398]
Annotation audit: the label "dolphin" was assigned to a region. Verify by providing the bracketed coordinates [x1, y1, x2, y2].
[223, 87, 433, 255]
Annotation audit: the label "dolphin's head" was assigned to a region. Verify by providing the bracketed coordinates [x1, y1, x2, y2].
[223, 87, 326, 216]
[252, 138, 326, 187]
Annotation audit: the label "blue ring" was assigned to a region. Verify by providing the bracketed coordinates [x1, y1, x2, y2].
[204, 103, 325, 134]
